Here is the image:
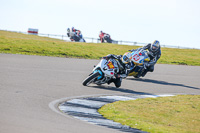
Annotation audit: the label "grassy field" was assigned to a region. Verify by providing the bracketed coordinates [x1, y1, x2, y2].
[98, 95, 200, 133]
[0, 30, 200, 66]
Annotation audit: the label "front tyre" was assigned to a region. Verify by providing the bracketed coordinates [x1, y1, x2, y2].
[114, 78, 122, 88]
[82, 72, 100, 86]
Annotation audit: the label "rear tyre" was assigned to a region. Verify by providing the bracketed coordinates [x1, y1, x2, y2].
[82, 72, 100, 86]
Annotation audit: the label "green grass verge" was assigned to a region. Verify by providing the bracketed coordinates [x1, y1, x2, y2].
[0, 30, 200, 66]
[98, 95, 200, 133]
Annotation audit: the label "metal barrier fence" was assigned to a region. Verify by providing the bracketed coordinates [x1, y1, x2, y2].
[1, 29, 199, 49]
[37, 32, 198, 49]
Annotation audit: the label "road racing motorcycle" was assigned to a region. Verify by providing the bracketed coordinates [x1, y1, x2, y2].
[103, 34, 112, 43]
[128, 48, 150, 78]
[99, 33, 112, 43]
[82, 58, 118, 87]
[67, 30, 86, 42]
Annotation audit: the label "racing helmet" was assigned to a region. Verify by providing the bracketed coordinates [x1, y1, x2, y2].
[72, 27, 75, 31]
[121, 52, 132, 64]
[67, 28, 70, 32]
[151, 40, 160, 52]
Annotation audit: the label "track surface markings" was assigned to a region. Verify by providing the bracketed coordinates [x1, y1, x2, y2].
[58, 94, 174, 133]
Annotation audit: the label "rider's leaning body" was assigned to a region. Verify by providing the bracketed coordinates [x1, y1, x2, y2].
[140, 40, 161, 77]
[99, 31, 106, 43]
[67, 27, 83, 41]
[103, 52, 132, 87]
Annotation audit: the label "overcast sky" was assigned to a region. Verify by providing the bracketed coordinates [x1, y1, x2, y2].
[1, 0, 200, 49]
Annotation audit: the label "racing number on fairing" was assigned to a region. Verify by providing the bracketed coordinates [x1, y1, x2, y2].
[133, 54, 140, 61]
[107, 61, 114, 69]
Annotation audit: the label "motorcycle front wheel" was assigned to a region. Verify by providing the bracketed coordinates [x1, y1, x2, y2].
[82, 72, 100, 86]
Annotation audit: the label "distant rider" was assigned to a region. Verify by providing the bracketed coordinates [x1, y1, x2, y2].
[103, 52, 132, 87]
[136, 40, 161, 77]
[99, 31, 106, 43]
[77, 30, 82, 38]
[67, 27, 83, 42]
[67, 28, 76, 41]
[99, 31, 112, 43]
[72, 27, 80, 39]
[67, 28, 70, 37]
[71, 27, 78, 33]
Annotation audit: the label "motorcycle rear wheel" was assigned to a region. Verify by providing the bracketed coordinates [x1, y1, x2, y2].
[82, 72, 100, 86]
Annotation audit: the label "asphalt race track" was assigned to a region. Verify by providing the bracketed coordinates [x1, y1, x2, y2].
[0, 53, 200, 133]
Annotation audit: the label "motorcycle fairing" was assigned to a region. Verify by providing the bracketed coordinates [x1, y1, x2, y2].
[128, 65, 143, 76]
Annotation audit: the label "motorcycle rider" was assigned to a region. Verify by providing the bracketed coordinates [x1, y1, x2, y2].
[67, 27, 83, 42]
[72, 27, 80, 40]
[77, 30, 82, 38]
[103, 52, 132, 87]
[72, 27, 78, 33]
[67, 28, 76, 41]
[99, 31, 112, 43]
[67, 28, 75, 41]
[67, 28, 70, 37]
[137, 40, 161, 77]
[99, 31, 106, 43]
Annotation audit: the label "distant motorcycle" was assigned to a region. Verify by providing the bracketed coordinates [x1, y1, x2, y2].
[99, 33, 112, 43]
[82, 57, 119, 87]
[128, 48, 150, 78]
[67, 30, 86, 42]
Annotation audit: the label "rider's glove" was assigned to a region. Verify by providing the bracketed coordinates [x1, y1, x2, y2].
[102, 56, 108, 60]
[102, 54, 112, 60]
[148, 52, 154, 57]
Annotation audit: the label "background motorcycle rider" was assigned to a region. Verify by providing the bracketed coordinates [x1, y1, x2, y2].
[138, 40, 161, 77]
[99, 31, 112, 43]
[71, 27, 78, 33]
[99, 31, 105, 43]
[103, 52, 132, 88]
[71, 27, 80, 41]
[76, 30, 82, 38]
[67, 27, 83, 42]
[67, 28, 70, 38]
[67, 28, 76, 41]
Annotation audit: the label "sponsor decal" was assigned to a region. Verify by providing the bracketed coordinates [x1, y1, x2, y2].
[107, 61, 114, 69]
[133, 54, 140, 61]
